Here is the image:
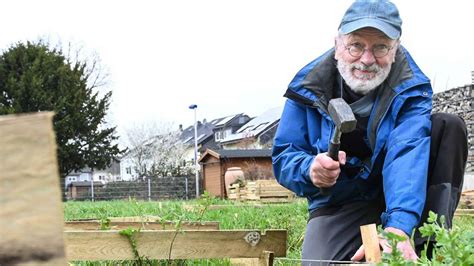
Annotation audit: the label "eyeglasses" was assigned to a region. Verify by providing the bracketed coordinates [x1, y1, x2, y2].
[343, 42, 394, 58]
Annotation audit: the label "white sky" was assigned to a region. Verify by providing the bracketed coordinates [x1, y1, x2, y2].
[1, 0, 473, 139]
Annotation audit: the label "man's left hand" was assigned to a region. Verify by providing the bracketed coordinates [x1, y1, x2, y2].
[351, 227, 418, 262]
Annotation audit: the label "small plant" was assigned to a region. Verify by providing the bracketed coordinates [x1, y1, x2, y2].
[418, 211, 474, 265]
[378, 226, 415, 266]
[168, 214, 185, 263]
[99, 217, 111, 230]
[380, 212, 474, 265]
[196, 191, 214, 223]
[119, 227, 150, 265]
[97, 206, 111, 230]
[166, 192, 215, 264]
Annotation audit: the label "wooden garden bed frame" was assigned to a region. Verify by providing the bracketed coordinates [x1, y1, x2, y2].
[65, 229, 287, 265]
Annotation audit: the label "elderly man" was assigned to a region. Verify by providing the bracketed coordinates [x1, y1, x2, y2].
[272, 0, 468, 263]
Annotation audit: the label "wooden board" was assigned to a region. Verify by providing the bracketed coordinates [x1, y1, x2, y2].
[65, 220, 220, 230]
[460, 190, 474, 208]
[65, 229, 287, 260]
[0, 112, 67, 265]
[454, 208, 474, 216]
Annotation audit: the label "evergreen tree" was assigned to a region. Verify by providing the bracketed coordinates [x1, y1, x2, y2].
[0, 40, 123, 181]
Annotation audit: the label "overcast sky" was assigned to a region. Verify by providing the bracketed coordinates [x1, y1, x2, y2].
[1, 0, 473, 139]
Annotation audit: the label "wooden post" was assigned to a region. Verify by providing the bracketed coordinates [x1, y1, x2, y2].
[360, 223, 381, 263]
[259, 251, 274, 266]
[0, 113, 67, 265]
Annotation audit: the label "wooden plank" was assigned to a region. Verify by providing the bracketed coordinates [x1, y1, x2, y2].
[230, 251, 274, 266]
[360, 224, 381, 263]
[258, 192, 293, 197]
[455, 208, 474, 214]
[260, 198, 293, 204]
[65, 229, 287, 260]
[0, 112, 67, 265]
[454, 208, 474, 216]
[65, 220, 220, 230]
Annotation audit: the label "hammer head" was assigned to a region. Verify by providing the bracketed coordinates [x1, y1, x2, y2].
[328, 98, 357, 133]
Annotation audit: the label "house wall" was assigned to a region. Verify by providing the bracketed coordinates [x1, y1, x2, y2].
[221, 158, 274, 181]
[119, 156, 139, 181]
[221, 140, 262, 150]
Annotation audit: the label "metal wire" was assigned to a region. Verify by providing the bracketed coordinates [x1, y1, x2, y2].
[274, 257, 367, 265]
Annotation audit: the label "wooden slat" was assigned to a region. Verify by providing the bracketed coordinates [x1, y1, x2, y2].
[0, 113, 67, 265]
[65, 229, 287, 260]
[230, 251, 274, 266]
[65, 220, 219, 230]
[360, 224, 381, 263]
[454, 208, 474, 216]
[259, 198, 293, 204]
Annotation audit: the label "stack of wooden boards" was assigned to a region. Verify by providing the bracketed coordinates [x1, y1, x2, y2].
[457, 190, 474, 217]
[228, 179, 295, 203]
[460, 190, 474, 208]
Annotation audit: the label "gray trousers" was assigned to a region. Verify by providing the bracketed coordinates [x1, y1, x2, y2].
[302, 200, 383, 265]
[301, 113, 468, 265]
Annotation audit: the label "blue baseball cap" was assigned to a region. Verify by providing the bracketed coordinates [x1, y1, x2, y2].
[339, 0, 402, 39]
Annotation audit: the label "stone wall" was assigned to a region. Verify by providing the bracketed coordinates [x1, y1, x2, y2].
[432, 84, 473, 173]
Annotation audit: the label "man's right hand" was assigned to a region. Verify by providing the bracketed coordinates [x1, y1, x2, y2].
[309, 152, 346, 188]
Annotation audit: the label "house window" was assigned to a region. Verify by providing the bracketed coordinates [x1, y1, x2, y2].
[126, 167, 132, 174]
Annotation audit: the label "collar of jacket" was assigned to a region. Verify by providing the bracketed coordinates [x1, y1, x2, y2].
[284, 46, 422, 112]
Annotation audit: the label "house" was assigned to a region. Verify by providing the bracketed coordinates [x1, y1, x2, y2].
[198, 148, 273, 198]
[180, 120, 218, 163]
[180, 113, 251, 163]
[65, 160, 121, 189]
[219, 106, 283, 150]
[119, 155, 139, 181]
[212, 113, 251, 145]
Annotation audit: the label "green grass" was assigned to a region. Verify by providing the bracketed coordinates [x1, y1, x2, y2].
[64, 198, 473, 265]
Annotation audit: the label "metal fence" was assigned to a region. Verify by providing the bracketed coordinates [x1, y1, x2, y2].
[65, 176, 200, 201]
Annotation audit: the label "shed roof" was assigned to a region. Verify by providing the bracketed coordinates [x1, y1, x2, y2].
[199, 148, 272, 162]
[69, 181, 105, 187]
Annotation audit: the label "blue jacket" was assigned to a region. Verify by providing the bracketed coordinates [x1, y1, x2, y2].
[272, 46, 432, 235]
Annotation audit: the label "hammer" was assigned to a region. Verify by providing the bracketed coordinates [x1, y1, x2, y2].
[320, 98, 357, 195]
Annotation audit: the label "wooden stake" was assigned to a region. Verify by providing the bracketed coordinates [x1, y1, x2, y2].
[360, 223, 381, 263]
[0, 113, 66, 265]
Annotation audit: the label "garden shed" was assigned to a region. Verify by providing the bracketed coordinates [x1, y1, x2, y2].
[198, 148, 273, 198]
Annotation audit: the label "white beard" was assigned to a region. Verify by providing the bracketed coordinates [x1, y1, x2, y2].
[337, 60, 392, 95]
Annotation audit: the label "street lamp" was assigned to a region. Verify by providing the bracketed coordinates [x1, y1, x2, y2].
[188, 104, 199, 198]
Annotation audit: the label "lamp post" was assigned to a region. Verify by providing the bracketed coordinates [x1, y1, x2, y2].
[188, 104, 199, 198]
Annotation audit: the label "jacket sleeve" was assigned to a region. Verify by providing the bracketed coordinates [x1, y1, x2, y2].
[272, 99, 321, 197]
[381, 90, 432, 235]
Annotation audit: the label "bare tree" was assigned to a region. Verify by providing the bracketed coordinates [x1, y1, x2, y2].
[123, 121, 193, 178]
